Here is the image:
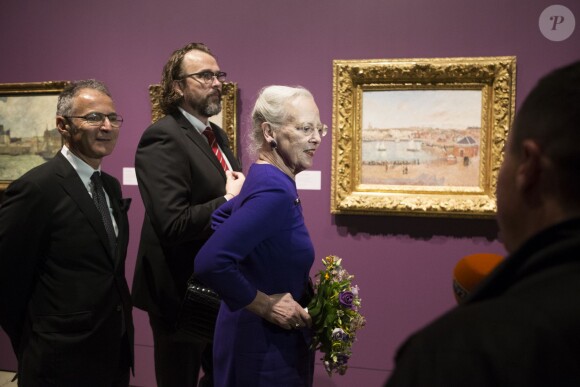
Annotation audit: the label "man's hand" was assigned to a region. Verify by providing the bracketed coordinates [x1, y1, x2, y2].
[225, 170, 245, 198]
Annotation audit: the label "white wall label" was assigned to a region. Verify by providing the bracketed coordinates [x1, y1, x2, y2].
[296, 170, 321, 190]
[123, 167, 138, 186]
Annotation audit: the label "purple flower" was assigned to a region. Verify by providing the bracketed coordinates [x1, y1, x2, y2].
[336, 353, 350, 366]
[332, 328, 349, 342]
[339, 291, 354, 308]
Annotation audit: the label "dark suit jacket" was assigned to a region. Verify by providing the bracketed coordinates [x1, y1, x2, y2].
[0, 152, 133, 386]
[132, 111, 241, 327]
[385, 218, 580, 387]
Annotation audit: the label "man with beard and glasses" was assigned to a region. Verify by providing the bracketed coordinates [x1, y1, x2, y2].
[132, 43, 244, 387]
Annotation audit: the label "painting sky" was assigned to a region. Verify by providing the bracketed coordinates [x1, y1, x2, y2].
[0, 95, 58, 138]
[362, 89, 482, 130]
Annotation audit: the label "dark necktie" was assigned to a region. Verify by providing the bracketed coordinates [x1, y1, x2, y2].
[91, 172, 117, 255]
[203, 127, 229, 172]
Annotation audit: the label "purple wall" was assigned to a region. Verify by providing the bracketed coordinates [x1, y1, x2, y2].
[1, 1, 579, 385]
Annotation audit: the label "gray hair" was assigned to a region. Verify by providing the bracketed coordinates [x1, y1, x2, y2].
[247, 85, 313, 156]
[57, 79, 112, 116]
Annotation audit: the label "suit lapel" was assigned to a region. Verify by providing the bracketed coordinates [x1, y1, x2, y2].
[53, 154, 115, 263]
[174, 112, 227, 178]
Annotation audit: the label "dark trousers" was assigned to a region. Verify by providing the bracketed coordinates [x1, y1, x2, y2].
[149, 313, 213, 387]
[17, 332, 131, 387]
[112, 333, 131, 387]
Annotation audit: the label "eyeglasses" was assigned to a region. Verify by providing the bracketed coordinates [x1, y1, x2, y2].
[181, 71, 227, 84]
[64, 112, 124, 128]
[295, 123, 328, 137]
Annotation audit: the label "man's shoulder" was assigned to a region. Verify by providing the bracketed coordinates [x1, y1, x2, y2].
[2, 157, 66, 203]
[15, 155, 63, 183]
[149, 112, 183, 129]
[408, 295, 552, 354]
[140, 113, 187, 141]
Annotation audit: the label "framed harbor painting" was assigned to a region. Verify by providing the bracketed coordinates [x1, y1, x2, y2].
[0, 81, 69, 191]
[330, 56, 516, 218]
[149, 82, 239, 158]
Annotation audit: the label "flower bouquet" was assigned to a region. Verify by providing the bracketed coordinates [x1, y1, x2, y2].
[307, 255, 366, 376]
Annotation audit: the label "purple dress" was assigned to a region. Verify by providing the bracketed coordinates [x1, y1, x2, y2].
[195, 163, 315, 387]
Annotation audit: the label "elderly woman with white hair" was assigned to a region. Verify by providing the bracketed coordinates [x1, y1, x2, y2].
[195, 85, 326, 386]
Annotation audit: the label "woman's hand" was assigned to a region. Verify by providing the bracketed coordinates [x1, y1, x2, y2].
[246, 291, 312, 330]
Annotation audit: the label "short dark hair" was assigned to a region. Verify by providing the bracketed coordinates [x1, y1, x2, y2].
[510, 61, 580, 204]
[57, 79, 111, 116]
[159, 42, 214, 115]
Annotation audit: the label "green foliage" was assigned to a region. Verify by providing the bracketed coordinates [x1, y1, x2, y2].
[307, 255, 366, 376]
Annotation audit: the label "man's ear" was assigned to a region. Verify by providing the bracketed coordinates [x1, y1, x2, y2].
[56, 116, 70, 138]
[516, 139, 543, 193]
[173, 80, 184, 97]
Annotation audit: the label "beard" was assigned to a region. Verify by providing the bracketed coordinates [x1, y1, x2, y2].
[202, 99, 222, 117]
[199, 92, 222, 117]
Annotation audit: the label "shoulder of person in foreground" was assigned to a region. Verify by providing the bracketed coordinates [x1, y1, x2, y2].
[386, 288, 580, 387]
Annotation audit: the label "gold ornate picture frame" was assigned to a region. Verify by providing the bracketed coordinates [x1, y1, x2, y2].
[331, 56, 516, 218]
[1, 81, 69, 191]
[149, 82, 239, 157]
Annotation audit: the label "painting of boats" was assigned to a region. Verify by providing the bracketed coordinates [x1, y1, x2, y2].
[361, 89, 482, 187]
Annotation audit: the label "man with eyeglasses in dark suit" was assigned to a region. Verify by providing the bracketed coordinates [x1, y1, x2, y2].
[0, 79, 133, 386]
[132, 42, 244, 387]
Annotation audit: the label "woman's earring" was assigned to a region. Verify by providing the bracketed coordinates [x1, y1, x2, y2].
[269, 140, 277, 149]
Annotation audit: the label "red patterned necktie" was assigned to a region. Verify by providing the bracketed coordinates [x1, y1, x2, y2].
[203, 127, 229, 172]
